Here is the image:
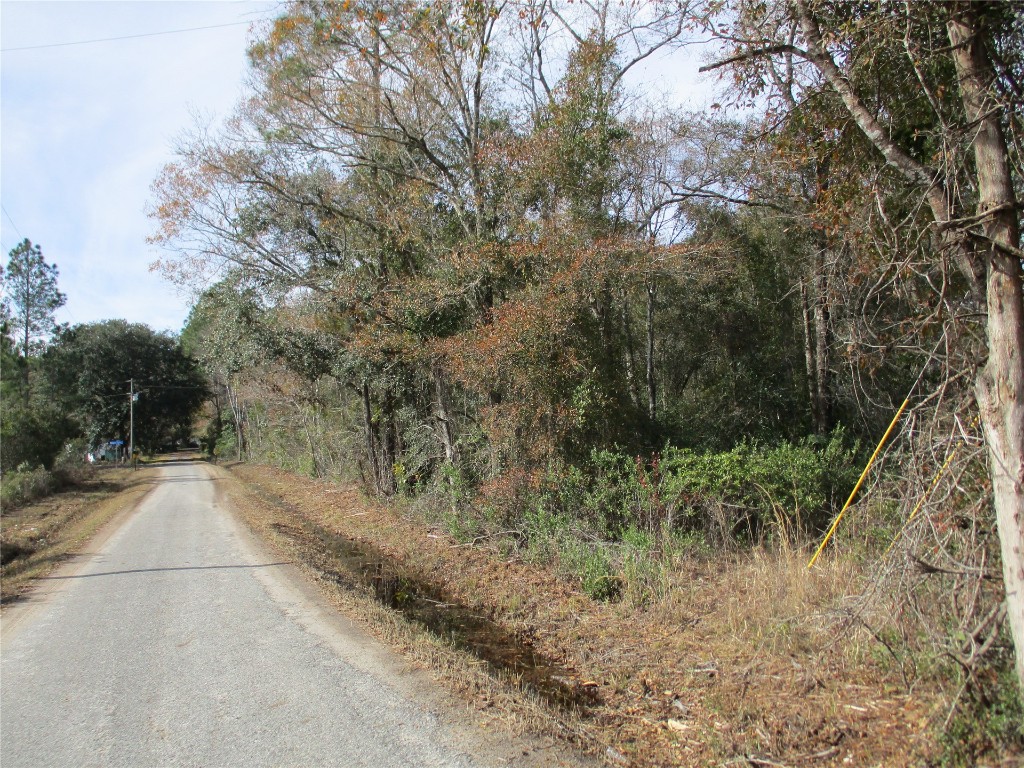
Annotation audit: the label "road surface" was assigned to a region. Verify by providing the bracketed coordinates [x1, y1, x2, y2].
[1, 461, 540, 767]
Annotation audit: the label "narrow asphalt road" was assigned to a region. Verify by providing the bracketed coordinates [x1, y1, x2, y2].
[1, 461, 520, 768]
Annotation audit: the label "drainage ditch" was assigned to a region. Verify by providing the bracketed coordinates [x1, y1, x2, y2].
[269, 518, 599, 714]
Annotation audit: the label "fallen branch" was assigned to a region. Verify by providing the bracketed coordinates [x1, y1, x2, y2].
[746, 756, 792, 768]
[450, 530, 525, 548]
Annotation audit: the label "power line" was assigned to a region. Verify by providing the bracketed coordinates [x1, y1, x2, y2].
[1, 205, 24, 239]
[141, 385, 210, 391]
[0, 20, 254, 53]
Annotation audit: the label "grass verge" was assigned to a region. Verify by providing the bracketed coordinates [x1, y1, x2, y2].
[1, 465, 157, 605]
[214, 461, 983, 767]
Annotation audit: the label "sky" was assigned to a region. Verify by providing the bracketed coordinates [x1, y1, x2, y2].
[1, 1, 721, 337]
[1, 1, 277, 334]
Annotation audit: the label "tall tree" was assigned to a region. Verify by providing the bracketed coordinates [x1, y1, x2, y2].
[698, 0, 1024, 690]
[2, 239, 66, 370]
[41, 321, 208, 451]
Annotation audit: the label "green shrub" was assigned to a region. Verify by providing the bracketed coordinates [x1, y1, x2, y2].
[560, 538, 621, 601]
[1, 465, 58, 509]
[550, 428, 860, 545]
[416, 431, 859, 599]
[0, 404, 77, 473]
[940, 660, 1024, 767]
[522, 502, 569, 561]
[1, 441, 93, 510]
[52, 439, 92, 483]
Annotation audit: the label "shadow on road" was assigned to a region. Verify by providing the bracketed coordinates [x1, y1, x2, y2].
[38, 562, 293, 580]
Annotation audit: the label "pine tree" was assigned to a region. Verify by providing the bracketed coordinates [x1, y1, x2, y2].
[3, 239, 66, 365]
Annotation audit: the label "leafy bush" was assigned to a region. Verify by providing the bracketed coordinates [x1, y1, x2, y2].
[656, 430, 858, 544]
[1, 439, 94, 510]
[537, 428, 859, 545]
[0, 403, 77, 473]
[520, 501, 622, 600]
[560, 537, 622, 601]
[421, 430, 859, 601]
[1, 465, 58, 509]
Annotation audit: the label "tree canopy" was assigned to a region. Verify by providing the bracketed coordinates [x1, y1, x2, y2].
[3, 239, 66, 361]
[41, 320, 208, 451]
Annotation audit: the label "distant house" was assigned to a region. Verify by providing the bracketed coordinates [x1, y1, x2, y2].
[87, 440, 124, 463]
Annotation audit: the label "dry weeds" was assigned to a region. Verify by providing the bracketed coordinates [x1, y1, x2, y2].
[0, 466, 157, 605]
[219, 461, 951, 767]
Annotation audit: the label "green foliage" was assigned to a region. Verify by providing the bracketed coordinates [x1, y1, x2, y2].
[41, 320, 208, 450]
[655, 206, 811, 448]
[213, 423, 238, 462]
[655, 430, 859, 540]
[0, 315, 78, 473]
[0, 440, 92, 509]
[2, 239, 66, 358]
[520, 501, 620, 601]
[1, 465, 59, 509]
[0, 402, 76, 473]
[940, 660, 1024, 767]
[529, 430, 858, 546]
[429, 430, 857, 600]
[560, 537, 622, 601]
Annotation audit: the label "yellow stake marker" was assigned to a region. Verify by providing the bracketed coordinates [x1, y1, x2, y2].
[807, 396, 911, 569]
[881, 414, 980, 559]
[881, 449, 958, 559]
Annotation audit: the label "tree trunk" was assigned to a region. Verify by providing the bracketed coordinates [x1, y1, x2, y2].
[226, 381, 246, 461]
[380, 394, 398, 496]
[948, 4, 1024, 689]
[361, 380, 382, 495]
[432, 365, 459, 465]
[21, 289, 31, 398]
[792, 3, 1024, 686]
[294, 398, 321, 478]
[646, 281, 657, 421]
[800, 279, 820, 431]
[812, 249, 832, 434]
[621, 293, 641, 409]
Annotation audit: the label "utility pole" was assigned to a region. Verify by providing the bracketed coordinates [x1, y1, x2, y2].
[129, 378, 136, 469]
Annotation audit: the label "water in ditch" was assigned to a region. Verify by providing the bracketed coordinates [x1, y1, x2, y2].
[273, 519, 599, 713]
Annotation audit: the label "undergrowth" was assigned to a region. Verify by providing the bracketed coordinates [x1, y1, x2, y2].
[247, 424, 1020, 765]
[939, 657, 1024, 767]
[403, 432, 1017, 763]
[435, 430, 859, 603]
[1, 440, 93, 510]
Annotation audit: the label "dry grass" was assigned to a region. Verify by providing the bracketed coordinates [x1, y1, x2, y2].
[219, 461, 954, 767]
[0, 466, 157, 604]
[707, 547, 861, 649]
[213, 464, 594, 755]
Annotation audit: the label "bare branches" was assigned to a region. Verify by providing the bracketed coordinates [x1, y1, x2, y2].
[699, 43, 805, 74]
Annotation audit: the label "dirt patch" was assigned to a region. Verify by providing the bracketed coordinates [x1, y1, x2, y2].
[1, 466, 158, 605]
[217, 461, 948, 767]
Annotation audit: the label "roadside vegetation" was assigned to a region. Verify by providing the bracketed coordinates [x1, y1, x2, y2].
[218, 460, 1016, 766]
[1, 441, 93, 511]
[148, 1, 1024, 763]
[1, 240, 208, 580]
[0, 465, 157, 604]
[3, 0, 1021, 764]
